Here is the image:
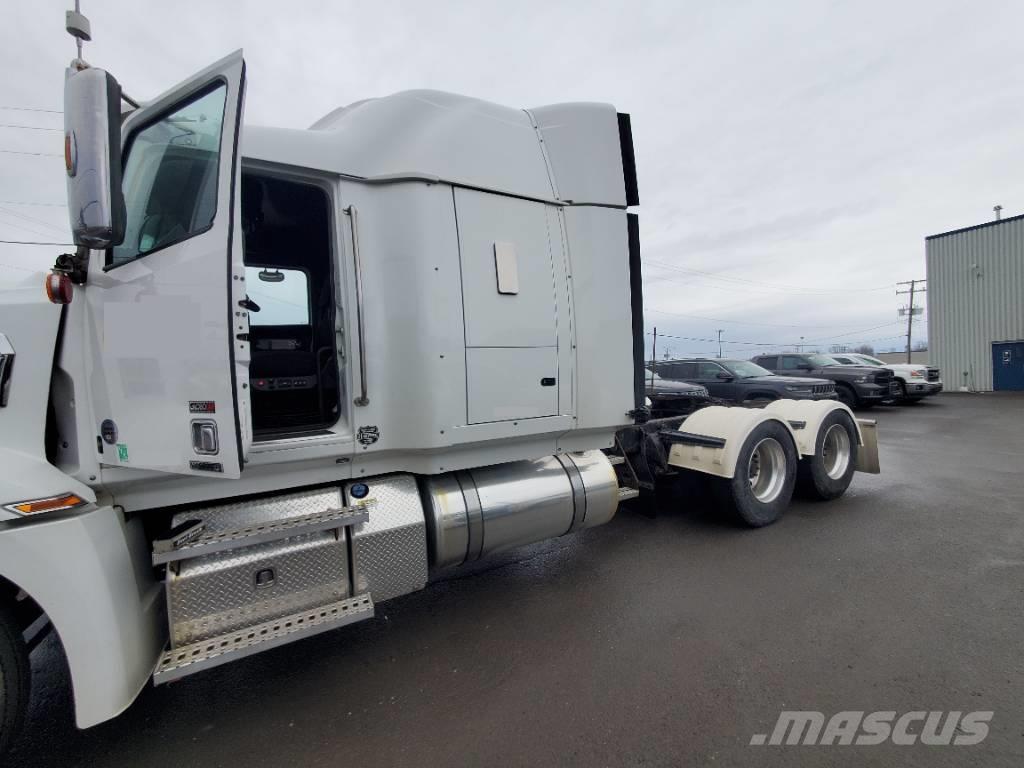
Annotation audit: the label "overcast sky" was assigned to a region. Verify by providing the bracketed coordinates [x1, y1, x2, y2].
[3, 0, 1022, 356]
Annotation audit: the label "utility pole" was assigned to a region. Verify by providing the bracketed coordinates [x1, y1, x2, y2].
[650, 327, 657, 390]
[716, 329, 723, 358]
[896, 279, 926, 364]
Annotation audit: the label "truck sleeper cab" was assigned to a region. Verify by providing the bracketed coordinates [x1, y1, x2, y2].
[0, 47, 878, 756]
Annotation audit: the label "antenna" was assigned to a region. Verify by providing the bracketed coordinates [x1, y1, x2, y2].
[65, 2, 91, 65]
[62, 4, 141, 108]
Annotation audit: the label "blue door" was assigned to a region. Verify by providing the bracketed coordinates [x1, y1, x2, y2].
[992, 341, 1024, 391]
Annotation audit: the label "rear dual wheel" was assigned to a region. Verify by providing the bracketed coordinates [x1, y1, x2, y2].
[713, 421, 797, 527]
[796, 410, 858, 500]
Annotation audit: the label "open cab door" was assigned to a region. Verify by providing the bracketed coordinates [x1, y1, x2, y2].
[86, 51, 250, 478]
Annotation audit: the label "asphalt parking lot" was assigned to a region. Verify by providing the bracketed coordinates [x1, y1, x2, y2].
[10, 393, 1024, 767]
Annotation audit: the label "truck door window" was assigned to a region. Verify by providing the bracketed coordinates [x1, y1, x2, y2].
[697, 362, 724, 379]
[245, 267, 310, 326]
[780, 356, 802, 370]
[109, 83, 228, 268]
[662, 362, 695, 380]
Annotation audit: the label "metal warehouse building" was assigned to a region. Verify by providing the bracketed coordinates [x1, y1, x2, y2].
[926, 213, 1024, 391]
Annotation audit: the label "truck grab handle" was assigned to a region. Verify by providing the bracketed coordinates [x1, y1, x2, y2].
[344, 205, 369, 406]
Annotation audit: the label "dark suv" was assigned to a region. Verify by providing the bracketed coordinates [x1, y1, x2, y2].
[645, 372, 712, 417]
[750, 353, 897, 408]
[652, 358, 836, 406]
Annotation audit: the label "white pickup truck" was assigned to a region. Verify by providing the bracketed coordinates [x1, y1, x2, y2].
[831, 353, 943, 402]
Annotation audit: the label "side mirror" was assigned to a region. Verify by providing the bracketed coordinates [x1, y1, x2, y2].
[716, 372, 734, 380]
[64, 67, 126, 249]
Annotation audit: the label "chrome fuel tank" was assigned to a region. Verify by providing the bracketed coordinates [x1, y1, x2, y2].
[423, 450, 619, 569]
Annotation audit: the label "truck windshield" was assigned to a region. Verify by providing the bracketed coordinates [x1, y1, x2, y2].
[721, 360, 771, 378]
[808, 354, 841, 367]
[854, 355, 884, 366]
[109, 84, 227, 268]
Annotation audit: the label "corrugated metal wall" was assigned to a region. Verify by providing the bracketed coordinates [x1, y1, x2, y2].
[926, 215, 1024, 391]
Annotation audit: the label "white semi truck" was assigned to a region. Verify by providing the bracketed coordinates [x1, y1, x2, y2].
[0, 17, 879, 755]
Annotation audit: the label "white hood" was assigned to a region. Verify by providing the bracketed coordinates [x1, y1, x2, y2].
[883, 363, 929, 374]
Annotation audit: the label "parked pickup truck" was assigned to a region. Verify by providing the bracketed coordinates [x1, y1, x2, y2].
[750, 353, 898, 409]
[830, 353, 943, 401]
[652, 358, 837, 407]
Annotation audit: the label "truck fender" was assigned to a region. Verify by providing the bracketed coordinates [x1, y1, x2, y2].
[0, 503, 164, 729]
[765, 400, 880, 473]
[664, 405, 800, 479]
[763, 399, 862, 456]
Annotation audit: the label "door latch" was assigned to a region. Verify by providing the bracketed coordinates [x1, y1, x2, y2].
[190, 420, 219, 455]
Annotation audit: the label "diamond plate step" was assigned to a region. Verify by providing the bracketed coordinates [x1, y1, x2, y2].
[618, 486, 641, 502]
[152, 505, 369, 566]
[153, 594, 374, 685]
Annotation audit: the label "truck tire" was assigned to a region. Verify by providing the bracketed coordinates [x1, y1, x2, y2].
[0, 603, 30, 757]
[896, 381, 922, 404]
[835, 383, 859, 409]
[796, 410, 858, 500]
[712, 420, 797, 527]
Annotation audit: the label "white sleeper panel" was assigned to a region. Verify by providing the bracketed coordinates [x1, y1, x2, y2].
[562, 206, 633, 431]
[467, 347, 558, 423]
[455, 188, 556, 349]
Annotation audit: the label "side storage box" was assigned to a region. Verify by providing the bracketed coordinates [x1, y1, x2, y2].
[167, 488, 351, 647]
[345, 475, 429, 602]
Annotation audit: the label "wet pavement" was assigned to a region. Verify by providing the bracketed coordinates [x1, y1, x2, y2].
[10, 393, 1024, 767]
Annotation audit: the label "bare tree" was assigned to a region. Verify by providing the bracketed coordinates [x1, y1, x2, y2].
[912, 340, 928, 352]
[853, 344, 875, 355]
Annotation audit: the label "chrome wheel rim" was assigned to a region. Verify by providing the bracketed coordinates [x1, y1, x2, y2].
[822, 423, 851, 480]
[747, 437, 787, 503]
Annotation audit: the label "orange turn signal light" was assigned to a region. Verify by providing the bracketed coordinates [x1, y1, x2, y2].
[45, 272, 73, 305]
[4, 493, 87, 516]
[64, 132, 76, 177]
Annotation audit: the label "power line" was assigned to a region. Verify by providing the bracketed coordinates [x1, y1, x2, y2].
[0, 206, 67, 233]
[645, 258, 892, 294]
[644, 266, 807, 298]
[0, 106, 62, 114]
[646, 331, 782, 347]
[0, 149, 62, 157]
[644, 262, 891, 303]
[0, 200, 66, 207]
[0, 124, 62, 132]
[646, 306, 816, 329]
[650, 259, 893, 293]
[800, 322, 902, 344]
[0, 214, 64, 240]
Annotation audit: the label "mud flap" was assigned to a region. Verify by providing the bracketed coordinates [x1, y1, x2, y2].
[855, 418, 880, 473]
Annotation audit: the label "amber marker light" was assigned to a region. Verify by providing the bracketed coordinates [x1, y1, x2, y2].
[45, 272, 74, 305]
[4, 493, 88, 516]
